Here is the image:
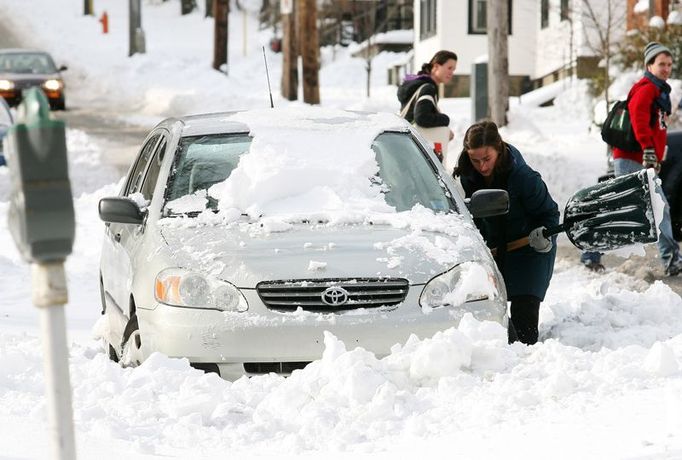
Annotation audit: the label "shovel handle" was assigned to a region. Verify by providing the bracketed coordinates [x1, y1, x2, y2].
[490, 224, 566, 256]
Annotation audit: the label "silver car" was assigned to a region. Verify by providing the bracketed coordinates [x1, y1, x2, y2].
[98, 108, 509, 380]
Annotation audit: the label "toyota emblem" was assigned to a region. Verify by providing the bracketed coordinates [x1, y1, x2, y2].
[321, 286, 349, 306]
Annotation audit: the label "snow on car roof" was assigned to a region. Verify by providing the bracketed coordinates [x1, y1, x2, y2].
[206, 107, 410, 219]
[178, 106, 409, 137]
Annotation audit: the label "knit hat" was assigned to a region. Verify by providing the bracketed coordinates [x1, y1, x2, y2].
[644, 42, 672, 65]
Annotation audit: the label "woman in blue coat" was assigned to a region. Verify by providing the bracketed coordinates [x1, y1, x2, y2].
[454, 121, 559, 344]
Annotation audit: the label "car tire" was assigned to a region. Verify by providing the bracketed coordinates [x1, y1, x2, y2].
[666, 172, 682, 241]
[120, 314, 143, 367]
[107, 343, 119, 362]
[99, 278, 120, 362]
[507, 320, 518, 344]
[51, 97, 66, 111]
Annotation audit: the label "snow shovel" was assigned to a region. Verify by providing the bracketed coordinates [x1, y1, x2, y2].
[500, 169, 658, 253]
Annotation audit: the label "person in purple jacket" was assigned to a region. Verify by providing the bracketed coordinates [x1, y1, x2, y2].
[397, 50, 457, 143]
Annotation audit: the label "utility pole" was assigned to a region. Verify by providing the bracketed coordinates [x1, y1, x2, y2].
[364, 2, 377, 98]
[487, 0, 509, 126]
[129, 0, 146, 56]
[281, 0, 298, 100]
[298, 0, 320, 104]
[213, 0, 229, 74]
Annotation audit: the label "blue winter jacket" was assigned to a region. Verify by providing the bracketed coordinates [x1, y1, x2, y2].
[459, 144, 559, 300]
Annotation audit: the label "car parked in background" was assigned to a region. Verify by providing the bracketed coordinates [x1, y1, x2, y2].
[97, 108, 509, 380]
[0, 96, 13, 166]
[0, 49, 67, 110]
[661, 130, 682, 241]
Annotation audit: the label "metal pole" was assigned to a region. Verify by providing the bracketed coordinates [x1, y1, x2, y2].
[33, 262, 76, 460]
[243, 9, 248, 57]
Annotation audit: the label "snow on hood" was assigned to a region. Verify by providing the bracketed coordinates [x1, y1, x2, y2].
[159, 206, 488, 287]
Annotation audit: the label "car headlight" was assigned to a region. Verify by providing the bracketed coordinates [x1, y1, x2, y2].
[154, 268, 248, 312]
[420, 261, 505, 309]
[0, 80, 15, 91]
[42, 79, 63, 91]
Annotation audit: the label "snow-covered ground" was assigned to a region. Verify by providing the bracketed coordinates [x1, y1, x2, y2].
[1, 1, 682, 459]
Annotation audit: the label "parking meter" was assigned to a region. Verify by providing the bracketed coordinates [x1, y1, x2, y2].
[5, 87, 77, 459]
[6, 87, 75, 262]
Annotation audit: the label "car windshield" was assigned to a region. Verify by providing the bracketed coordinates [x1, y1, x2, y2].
[0, 52, 57, 74]
[166, 133, 252, 212]
[165, 131, 455, 215]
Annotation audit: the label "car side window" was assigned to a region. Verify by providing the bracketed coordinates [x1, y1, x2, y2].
[372, 132, 455, 213]
[140, 137, 167, 201]
[124, 134, 161, 196]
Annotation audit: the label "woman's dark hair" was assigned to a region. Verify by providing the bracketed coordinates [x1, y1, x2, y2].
[454, 120, 510, 181]
[419, 50, 458, 75]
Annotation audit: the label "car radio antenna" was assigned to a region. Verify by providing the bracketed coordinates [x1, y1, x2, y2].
[262, 46, 275, 108]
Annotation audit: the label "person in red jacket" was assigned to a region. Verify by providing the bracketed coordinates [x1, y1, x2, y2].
[582, 42, 682, 276]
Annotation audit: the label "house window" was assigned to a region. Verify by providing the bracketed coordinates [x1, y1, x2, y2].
[541, 0, 549, 28]
[560, 0, 570, 21]
[420, 0, 437, 40]
[468, 0, 514, 35]
[470, 0, 487, 33]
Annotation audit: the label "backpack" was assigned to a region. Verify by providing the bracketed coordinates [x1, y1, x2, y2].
[601, 98, 641, 152]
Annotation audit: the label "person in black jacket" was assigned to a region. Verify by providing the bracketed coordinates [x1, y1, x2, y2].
[454, 121, 560, 345]
[397, 50, 457, 142]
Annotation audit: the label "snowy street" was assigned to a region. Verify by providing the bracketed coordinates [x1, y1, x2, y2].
[1, 1, 682, 459]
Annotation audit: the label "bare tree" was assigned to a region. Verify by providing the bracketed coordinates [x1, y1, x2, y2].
[580, 0, 626, 109]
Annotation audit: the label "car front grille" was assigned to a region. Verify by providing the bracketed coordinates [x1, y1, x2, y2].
[15, 80, 44, 89]
[256, 278, 409, 313]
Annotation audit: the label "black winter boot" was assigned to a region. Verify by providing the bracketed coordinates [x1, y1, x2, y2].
[509, 295, 541, 345]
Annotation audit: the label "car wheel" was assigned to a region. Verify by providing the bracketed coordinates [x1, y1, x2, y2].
[100, 278, 119, 362]
[51, 97, 66, 111]
[671, 181, 682, 242]
[507, 320, 518, 344]
[120, 314, 143, 367]
[106, 342, 119, 363]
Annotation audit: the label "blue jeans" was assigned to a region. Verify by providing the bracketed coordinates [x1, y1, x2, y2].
[582, 158, 680, 267]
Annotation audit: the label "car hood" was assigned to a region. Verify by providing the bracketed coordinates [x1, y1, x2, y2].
[159, 222, 484, 287]
[0, 73, 59, 84]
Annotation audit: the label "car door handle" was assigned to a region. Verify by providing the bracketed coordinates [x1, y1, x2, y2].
[114, 233, 121, 242]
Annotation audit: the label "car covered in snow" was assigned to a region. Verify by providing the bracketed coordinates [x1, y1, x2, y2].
[97, 107, 509, 379]
[0, 49, 67, 110]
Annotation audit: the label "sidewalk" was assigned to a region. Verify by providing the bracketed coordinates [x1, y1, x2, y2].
[556, 243, 682, 296]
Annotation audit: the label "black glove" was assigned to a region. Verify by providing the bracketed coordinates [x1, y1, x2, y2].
[528, 227, 552, 253]
[642, 149, 660, 173]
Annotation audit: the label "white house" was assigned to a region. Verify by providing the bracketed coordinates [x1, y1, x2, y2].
[412, 0, 622, 96]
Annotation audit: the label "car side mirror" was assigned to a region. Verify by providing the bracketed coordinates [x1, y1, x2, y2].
[58, 65, 68, 72]
[466, 189, 509, 218]
[99, 197, 146, 224]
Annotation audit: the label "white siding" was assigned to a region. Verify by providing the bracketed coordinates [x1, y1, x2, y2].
[412, 0, 623, 82]
[413, 0, 536, 77]
[535, 0, 576, 78]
